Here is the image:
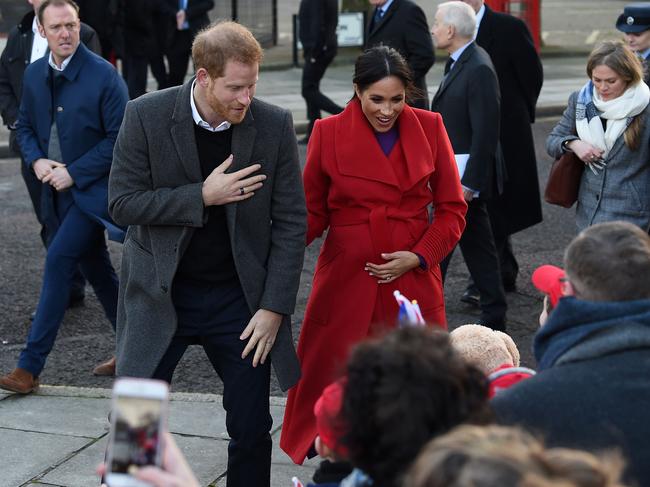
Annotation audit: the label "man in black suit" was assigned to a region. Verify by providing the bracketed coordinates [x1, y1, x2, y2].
[431, 1, 507, 331]
[0, 0, 102, 317]
[298, 0, 343, 143]
[365, 0, 434, 109]
[122, 0, 155, 99]
[158, 0, 214, 87]
[461, 0, 543, 302]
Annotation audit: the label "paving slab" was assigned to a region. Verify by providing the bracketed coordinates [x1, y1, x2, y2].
[0, 395, 110, 437]
[0, 428, 89, 487]
[39, 436, 108, 487]
[174, 434, 229, 486]
[168, 400, 227, 439]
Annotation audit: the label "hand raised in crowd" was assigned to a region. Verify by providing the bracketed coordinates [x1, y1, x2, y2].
[176, 10, 186, 30]
[566, 139, 605, 165]
[201, 155, 266, 206]
[42, 165, 74, 191]
[365, 251, 421, 284]
[240, 309, 282, 367]
[462, 188, 475, 202]
[98, 432, 200, 487]
[32, 158, 65, 181]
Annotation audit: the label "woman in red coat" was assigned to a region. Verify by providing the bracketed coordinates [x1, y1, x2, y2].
[280, 46, 467, 464]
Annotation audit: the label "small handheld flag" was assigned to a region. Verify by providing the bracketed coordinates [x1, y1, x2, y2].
[394, 290, 425, 327]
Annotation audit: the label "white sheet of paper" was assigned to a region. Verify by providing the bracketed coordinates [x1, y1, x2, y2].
[454, 153, 469, 178]
[454, 153, 479, 197]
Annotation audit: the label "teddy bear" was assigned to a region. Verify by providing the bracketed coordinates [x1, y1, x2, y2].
[450, 324, 535, 398]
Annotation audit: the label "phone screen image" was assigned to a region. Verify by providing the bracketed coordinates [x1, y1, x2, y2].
[110, 396, 163, 474]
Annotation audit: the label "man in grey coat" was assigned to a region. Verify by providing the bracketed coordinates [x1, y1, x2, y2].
[108, 21, 307, 487]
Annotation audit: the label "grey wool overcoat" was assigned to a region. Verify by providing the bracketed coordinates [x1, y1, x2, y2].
[108, 80, 307, 391]
[547, 91, 650, 233]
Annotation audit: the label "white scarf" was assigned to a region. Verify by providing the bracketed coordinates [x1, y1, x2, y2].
[575, 81, 650, 159]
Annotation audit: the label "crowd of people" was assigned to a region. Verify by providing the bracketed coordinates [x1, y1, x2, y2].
[1, 0, 650, 486]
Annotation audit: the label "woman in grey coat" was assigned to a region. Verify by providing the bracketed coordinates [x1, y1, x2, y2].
[547, 41, 650, 232]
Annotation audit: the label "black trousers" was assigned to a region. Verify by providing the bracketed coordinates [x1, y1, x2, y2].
[15, 146, 85, 300]
[122, 53, 149, 99]
[302, 48, 343, 136]
[441, 199, 507, 328]
[166, 30, 193, 88]
[153, 277, 272, 487]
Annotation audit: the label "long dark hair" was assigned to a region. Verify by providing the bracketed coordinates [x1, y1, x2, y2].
[352, 45, 421, 104]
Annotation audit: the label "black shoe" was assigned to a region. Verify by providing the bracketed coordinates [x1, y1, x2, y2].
[503, 281, 517, 293]
[460, 288, 480, 308]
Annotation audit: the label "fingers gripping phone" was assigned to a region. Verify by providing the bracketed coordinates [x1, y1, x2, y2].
[105, 378, 169, 487]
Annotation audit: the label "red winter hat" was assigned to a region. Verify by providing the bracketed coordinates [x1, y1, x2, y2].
[314, 379, 348, 456]
[531, 265, 565, 308]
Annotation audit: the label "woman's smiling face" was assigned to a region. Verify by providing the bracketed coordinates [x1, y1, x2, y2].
[355, 75, 406, 133]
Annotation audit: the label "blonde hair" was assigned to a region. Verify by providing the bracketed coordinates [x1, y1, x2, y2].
[586, 41, 645, 150]
[191, 21, 263, 78]
[404, 425, 626, 487]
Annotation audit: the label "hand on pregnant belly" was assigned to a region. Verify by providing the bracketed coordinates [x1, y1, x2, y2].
[365, 251, 420, 284]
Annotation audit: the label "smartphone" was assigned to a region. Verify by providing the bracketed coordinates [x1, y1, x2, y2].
[105, 378, 169, 487]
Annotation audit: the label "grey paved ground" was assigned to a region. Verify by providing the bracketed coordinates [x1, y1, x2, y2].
[0, 386, 319, 487]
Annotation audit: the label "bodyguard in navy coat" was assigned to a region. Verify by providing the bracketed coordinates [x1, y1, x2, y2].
[0, 0, 128, 395]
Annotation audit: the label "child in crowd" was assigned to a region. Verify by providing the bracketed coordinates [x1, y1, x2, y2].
[336, 327, 492, 487]
[532, 264, 566, 326]
[450, 324, 535, 397]
[404, 424, 627, 487]
[307, 380, 353, 486]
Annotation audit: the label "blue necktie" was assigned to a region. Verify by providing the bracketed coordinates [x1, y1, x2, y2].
[373, 8, 384, 26]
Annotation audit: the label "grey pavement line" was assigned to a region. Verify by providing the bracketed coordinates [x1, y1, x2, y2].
[0, 425, 98, 440]
[20, 385, 288, 406]
[19, 434, 107, 487]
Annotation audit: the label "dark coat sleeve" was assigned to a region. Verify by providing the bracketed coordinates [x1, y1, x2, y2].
[0, 29, 20, 128]
[66, 67, 129, 190]
[403, 3, 435, 79]
[298, 0, 324, 54]
[259, 109, 308, 313]
[80, 23, 102, 55]
[185, 0, 214, 22]
[505, 17, 542, 122]
[463, 62, 501, 194]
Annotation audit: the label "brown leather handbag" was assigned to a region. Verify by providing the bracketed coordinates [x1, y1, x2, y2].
[544, 151, 585, 208]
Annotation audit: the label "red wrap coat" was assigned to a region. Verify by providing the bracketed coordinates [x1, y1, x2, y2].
[280, 99, 466, 463]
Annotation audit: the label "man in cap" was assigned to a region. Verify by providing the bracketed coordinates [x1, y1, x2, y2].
[492, 221, 650, 486]
[616, 2, 650, 85]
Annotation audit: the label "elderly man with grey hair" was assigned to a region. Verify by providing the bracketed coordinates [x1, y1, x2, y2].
[432, 1, 507, 331]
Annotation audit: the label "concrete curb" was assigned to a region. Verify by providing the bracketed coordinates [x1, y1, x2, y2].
[19, 384, 289, 406]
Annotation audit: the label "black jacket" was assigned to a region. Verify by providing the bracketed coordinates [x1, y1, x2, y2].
[158, 0, 214, 47]
[0, 10, 101, 130]
[431, 43, 504, 199]
[365, 0, 434, 108]
[492, 298, 650, 487]
[298, 0, 338, 56]
[476, 6, 544, 234]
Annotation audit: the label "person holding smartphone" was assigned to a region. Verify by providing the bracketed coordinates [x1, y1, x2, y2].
[108, 20, 307, 487]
